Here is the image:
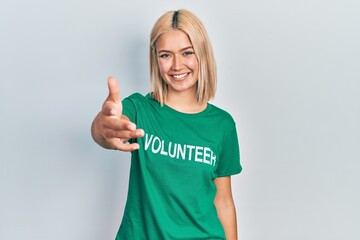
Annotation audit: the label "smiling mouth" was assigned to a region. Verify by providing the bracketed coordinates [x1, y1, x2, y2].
[171, 73, 189, 80]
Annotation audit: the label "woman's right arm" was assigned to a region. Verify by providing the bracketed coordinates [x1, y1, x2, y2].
[91, 77, 144, 152]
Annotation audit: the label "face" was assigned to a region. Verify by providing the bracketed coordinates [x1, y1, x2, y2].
[156, 30, 199, 97]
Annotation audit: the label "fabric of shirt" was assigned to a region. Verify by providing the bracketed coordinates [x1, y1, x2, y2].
[116, 93, 242, 240]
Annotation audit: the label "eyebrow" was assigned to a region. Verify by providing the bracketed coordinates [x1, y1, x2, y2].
[157, 46, 194, 54]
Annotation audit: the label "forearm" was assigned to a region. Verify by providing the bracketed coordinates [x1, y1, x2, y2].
[216, 201, 238, 240]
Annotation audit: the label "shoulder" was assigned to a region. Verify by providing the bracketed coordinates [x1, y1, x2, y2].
[123, 92, 156, 105]
[123, 92, 146, 101]
[125, 92, 158, 100]
[208, 103, 236, 127]
[123, 92, 161, 112]
[122, 93, 157, 121]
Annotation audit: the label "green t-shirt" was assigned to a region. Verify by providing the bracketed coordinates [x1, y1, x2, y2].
[116, 93, 241, 240]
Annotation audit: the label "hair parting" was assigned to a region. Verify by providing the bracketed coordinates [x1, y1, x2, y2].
[172, 10, 179, 28]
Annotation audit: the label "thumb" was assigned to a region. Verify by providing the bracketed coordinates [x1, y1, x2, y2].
[103, 76, 122, 117]
[107, 76, 120, 103]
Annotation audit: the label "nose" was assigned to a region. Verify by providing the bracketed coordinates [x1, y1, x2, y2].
[171, 54, 183, 71]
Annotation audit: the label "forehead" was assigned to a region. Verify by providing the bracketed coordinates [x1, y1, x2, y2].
[156, 30, 193, 50]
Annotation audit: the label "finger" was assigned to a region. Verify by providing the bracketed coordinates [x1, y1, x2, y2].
[108, 139, 140, 152]
[115, 143, 140, 152]
[104, 128, 144, 140]
[102, 76, 122, 117]
[106, 76, 123, 117]
[107, 76, 120, 103]
[103, 118, 137, 131]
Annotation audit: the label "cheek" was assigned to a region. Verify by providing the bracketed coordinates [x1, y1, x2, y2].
[186, 58, 199, 71]
[158, 60, 171, 74]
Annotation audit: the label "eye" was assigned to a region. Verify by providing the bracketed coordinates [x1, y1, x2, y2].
[183, 51, 194, 56]
[159, 53, 171, 58]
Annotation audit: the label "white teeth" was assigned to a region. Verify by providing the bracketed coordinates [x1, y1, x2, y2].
[173, 73, 188, 79]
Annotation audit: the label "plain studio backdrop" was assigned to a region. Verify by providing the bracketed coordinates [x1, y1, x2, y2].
[1, 0, 359, 239]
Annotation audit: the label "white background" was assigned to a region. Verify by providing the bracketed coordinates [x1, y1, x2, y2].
[1, 0, 359, 239]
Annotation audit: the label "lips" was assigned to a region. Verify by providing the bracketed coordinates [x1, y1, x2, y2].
[171, 72, 190, 80]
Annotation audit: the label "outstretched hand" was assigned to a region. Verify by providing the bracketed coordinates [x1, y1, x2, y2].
[91, 76, 144, 151]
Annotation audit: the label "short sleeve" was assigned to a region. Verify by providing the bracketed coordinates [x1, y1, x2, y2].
[214, 124, 242, 177]
[122, 93, 139, 123]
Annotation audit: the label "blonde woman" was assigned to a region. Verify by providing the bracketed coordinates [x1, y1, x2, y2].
[91, 9, 242, 240]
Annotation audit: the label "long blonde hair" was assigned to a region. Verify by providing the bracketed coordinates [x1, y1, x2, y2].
[149, 9, 217, 105]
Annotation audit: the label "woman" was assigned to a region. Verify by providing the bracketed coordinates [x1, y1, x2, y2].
[91, 9, 242, 240]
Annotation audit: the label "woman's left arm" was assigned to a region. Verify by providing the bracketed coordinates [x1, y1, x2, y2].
[214, 176, 238, 240]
